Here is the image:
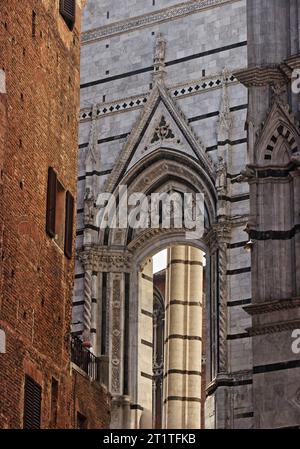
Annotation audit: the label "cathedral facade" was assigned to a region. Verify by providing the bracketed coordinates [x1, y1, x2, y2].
[74, 0, 300, 429]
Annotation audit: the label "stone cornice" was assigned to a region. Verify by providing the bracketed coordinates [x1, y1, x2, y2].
[82, 0, 239, 44]
[234, 66, 287, 87]
[246, 319, 300, 337]
[244, 297, 300, 316]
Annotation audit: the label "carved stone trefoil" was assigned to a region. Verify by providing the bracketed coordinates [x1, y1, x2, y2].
[151, 116, 175, 143]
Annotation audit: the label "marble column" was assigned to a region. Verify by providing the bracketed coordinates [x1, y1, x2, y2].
[164, 246, 203, 429]
[136, 259, 154, 428]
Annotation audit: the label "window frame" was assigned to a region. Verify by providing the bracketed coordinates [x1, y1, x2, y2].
[59, 0, 76, 31]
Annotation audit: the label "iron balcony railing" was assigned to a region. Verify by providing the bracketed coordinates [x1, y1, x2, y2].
[71, 335, 109, 385]
[71, 335, 99, 381]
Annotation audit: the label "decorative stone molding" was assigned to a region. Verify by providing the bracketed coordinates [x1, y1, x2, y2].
[82, 270, 92, 345]
[103, 83, 215, 196]
[81, 0, 238, 44]
[247, 319, 300, 337]
[111, 277, 122, 393]
[151, 115, 175, 143]
[234, 67, 287, 87]
[79, 73, 238, 123]
[206, 223, 231, 373]
[204, 221, 231, 250]
[206, 370, 253, 396]
[248, 100, 300, 165]
[217, 237, 229, 373]
[128, 228, 177, 253]
[244, 297, 300, 316]
[78, 247, 132, 273]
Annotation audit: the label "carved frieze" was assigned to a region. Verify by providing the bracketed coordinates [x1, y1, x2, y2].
[111, 278, 122, 393]
[82, 0, 236, 44]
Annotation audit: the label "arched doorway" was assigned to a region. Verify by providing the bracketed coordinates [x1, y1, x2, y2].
[92, 147, 220, 429]
[137, 245, 206, 429]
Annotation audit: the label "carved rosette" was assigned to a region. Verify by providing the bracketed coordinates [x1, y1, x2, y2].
[111, 278, 122, 394]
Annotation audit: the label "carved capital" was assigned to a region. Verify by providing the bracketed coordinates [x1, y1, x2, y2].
[79, 246, 132, 273]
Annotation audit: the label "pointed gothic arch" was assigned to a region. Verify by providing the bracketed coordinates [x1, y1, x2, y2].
[254, 101, 300, 165]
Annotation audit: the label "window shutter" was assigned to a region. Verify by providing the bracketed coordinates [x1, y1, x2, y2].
[23, 376, 42, 429]
[46, 167, 57, 238]
[59, 0, 76, 30]
[64, 191, 74, 259]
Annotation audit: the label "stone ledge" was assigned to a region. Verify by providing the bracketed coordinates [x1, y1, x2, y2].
[244, 297, 300, 315]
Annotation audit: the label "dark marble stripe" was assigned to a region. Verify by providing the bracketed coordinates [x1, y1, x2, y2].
[227, 332, 249, 340]
[141, 339, 153, 348]
[235, 412, 254, 419]
[72, 300, 85, 307]
[227, 298, 252, 307]
[166, 300, 202, 310]
[167, 259, 203, 267]
[79, 132, 130, 148]
[227, 241, 248, 249]
[206, 137, 247, 152]
[78, 169, 112, 181]
[218, 194, 250, 203]
[250, 225, 300, 241]
[165, 369, 202, 377]
[81, 42, 247, 89]
[141, 273, 153, 283]
[207, 378, 253, 396]
[164, 396, 201, 404]
[253, 359, 300, 374]
[141, 372, 153, 381]
[189, 104, 248, 123]
[130, 404, 144, 411]
[226, 267, 251, 276]
[141, 309, 153, 318]
[165, 334, 201, 343]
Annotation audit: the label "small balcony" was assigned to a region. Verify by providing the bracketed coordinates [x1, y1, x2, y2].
[71, 335, 109, 384]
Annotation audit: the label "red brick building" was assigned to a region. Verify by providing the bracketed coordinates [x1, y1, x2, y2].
[0, 0, 110, 429]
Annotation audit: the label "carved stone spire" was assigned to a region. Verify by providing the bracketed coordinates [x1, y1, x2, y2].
[84, 105, 100, 233]
[85, 104, 98, 167]
[218, 68, 232, 141]
[153, 33, 166, 83]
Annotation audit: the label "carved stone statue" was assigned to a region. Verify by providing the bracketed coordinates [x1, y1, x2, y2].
[216, 156, 227, 192]
[271, 82, 287, 105]
[84, 187, 96, 225]
[154, 33, 166, 63]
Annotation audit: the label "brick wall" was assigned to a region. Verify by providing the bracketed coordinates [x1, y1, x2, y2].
[72, 367, 111, 428]
[0, 0, 110, 429]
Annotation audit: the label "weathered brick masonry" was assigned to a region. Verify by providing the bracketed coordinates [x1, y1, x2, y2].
[0, 0, 110, 428]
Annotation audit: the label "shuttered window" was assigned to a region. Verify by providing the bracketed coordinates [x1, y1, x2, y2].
[59, 0, 76, 30]
[46, 167, 57, 238]
[64, 191, 74, 259]
[23, 376, 42, 429]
